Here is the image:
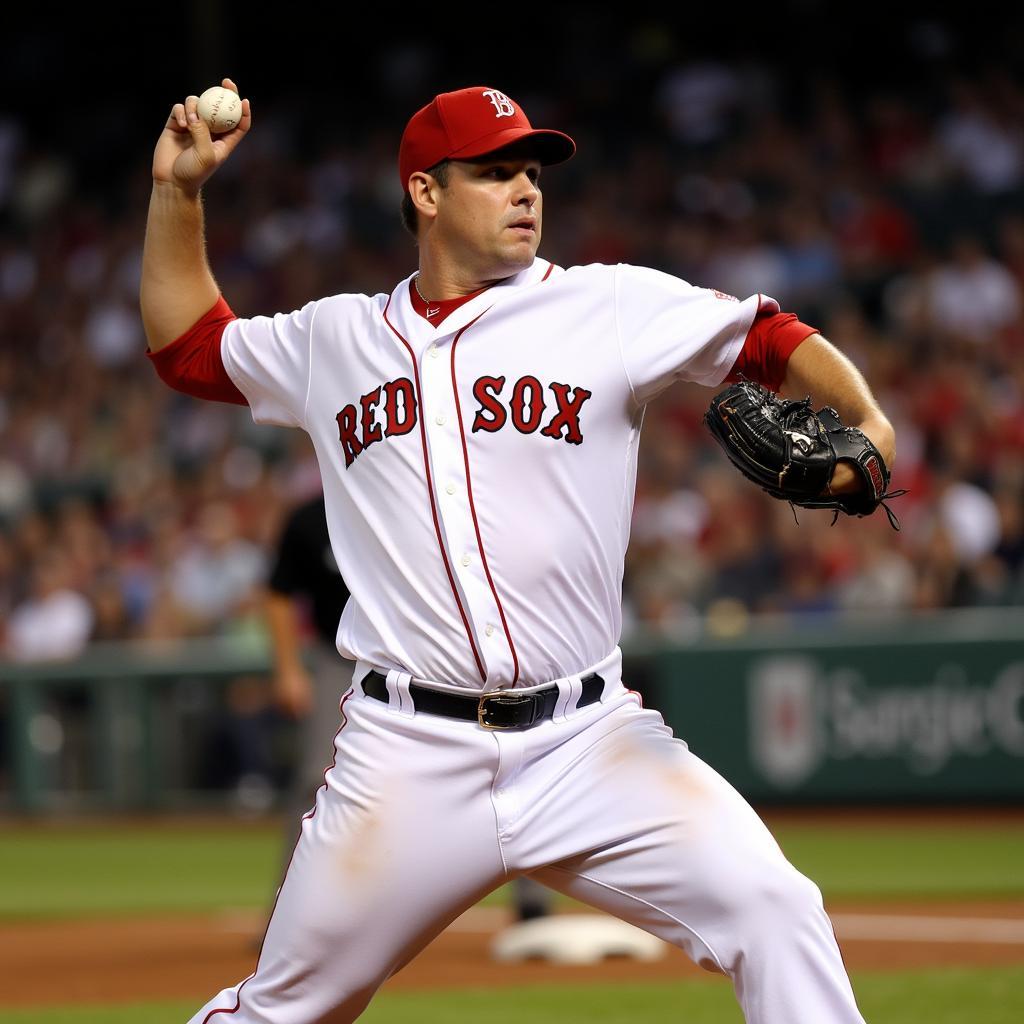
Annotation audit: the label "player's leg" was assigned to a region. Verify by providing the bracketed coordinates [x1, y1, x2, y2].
[188, 682, 508, 1024]
[521, 689, 864, 1024]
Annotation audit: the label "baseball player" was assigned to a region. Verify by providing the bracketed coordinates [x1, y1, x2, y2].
[142, 79, 894, 1023]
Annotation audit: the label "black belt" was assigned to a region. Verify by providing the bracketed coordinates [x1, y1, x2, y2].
[361, 670, 605, 730]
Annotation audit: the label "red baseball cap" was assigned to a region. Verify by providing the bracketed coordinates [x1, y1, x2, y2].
[398, 86, 576, 192]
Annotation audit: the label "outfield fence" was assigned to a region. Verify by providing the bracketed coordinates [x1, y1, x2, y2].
[2, 609, 1022, 812]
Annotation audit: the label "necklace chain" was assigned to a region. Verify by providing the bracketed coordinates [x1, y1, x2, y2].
[414, 275, 429, 303]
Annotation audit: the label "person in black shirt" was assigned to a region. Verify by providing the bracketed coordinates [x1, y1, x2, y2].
[265, 494, 356, 845]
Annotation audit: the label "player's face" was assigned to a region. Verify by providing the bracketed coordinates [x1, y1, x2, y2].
[434, 156, 543, 279]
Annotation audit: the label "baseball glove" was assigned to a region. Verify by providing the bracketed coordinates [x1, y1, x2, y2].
[703, 378, 907, 529]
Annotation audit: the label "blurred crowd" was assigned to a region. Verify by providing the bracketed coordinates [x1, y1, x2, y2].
[2, 60, 1024, 663]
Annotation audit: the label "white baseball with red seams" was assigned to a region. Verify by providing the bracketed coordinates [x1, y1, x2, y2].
[197, 86, 242, 133]
[184, 258, 864, 1024]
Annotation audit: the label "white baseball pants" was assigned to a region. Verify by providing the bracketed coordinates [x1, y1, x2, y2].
[189, 652, 865, 1023]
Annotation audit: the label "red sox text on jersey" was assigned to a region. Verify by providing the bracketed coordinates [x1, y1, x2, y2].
[335, 376, 593, 468]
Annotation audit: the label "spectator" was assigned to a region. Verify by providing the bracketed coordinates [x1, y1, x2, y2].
[6, 549, 93, 661]
[927, 236, 1022, 343]
[168, 500, 266, 633]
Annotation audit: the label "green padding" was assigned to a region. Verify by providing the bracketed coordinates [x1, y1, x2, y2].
[631, 611, 1024, 800]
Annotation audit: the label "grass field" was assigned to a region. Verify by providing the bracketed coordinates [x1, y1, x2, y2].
[2, 818, 1022, 917]
[1, 815, 1022, 1023]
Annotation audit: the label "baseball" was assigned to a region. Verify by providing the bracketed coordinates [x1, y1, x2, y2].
[197, 86, 242, 134]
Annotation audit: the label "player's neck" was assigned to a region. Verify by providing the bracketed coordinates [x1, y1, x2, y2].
[414, 270, 493, 302]
[416, 254, 521, 302]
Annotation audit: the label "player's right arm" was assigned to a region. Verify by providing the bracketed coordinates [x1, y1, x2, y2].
[140, 79, 251, 352]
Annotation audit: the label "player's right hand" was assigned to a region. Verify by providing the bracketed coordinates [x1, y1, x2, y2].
[152, 78, 251, 197]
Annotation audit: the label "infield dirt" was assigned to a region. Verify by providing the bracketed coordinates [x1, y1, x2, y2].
[4, 899, 1024, 1008]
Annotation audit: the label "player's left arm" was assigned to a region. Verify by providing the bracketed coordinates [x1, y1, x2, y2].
[778, 333, 896, 495]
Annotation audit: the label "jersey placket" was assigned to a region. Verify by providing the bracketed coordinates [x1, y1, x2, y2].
[419, 331, 517, 689]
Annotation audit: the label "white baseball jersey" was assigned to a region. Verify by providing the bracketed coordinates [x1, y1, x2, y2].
[220, 258, 779, 690]
[190, 256, 865, 1024]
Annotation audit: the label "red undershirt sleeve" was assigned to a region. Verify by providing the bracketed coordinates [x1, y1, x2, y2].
[146, 295, 248, 405]
[725, 310, 820, 393]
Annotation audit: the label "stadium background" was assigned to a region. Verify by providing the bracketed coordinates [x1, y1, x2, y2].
[1, 6, 1023, 1022]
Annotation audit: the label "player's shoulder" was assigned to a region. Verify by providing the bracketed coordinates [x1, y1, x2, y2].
[290, 289, 389, 328]
[544, 262, 713, 312]
[224, 290, 376, 326]
[539, 260, 619, 291]
[546, 261, 694, 291]
[319, 290, 383, 313]
[299, 285, 389, 309]
[612, 262, 695, 288]
[611, 263, 744, 305]
[546, 260, 618, 279]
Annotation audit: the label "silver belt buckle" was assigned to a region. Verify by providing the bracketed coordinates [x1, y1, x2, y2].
[477, 688, 537, 730]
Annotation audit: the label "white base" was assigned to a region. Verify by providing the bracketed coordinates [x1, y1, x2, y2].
[490, 913, 667, 965]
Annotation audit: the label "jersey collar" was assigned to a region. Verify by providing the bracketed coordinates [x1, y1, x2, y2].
[385, 257, 554, 349]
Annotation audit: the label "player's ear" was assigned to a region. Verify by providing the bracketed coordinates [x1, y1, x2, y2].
[408, 171, 441, 226]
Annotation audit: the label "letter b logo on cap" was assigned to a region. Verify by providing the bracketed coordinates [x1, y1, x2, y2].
[482, 90, 516, 118]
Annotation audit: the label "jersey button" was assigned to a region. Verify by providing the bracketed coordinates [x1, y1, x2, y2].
[435, 414, 446, 426]
[461, 553, 471, 567]
[445, 483, 456, 495]
[429, 345, 439, 358]
[485, 624, 495, 637]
